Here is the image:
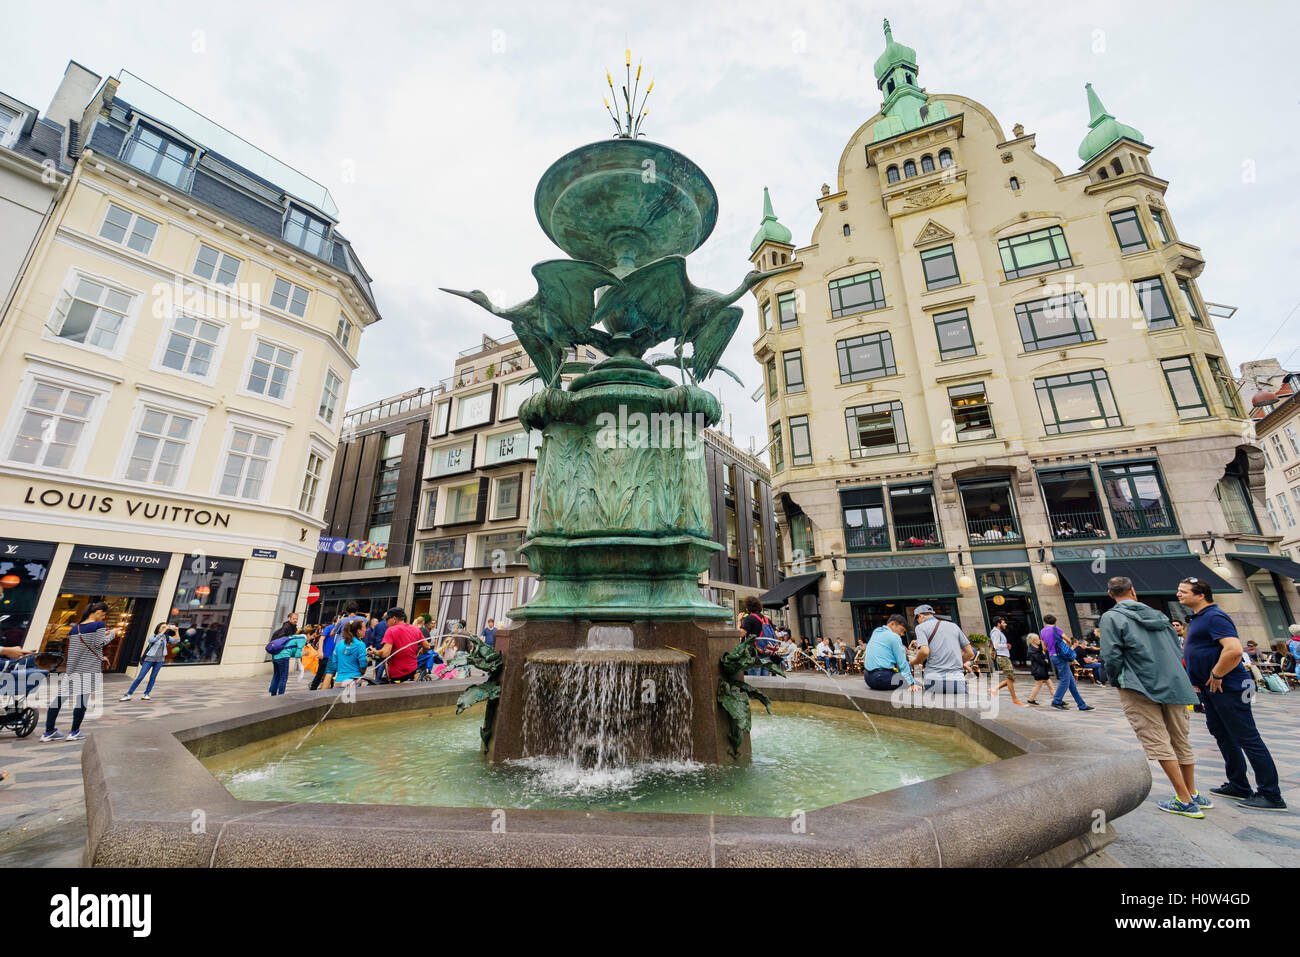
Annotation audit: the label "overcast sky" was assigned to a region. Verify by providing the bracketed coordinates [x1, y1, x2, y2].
[5, 0, 1298, 450]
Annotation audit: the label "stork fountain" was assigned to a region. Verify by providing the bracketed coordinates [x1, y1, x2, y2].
[441, 57, 779, 766]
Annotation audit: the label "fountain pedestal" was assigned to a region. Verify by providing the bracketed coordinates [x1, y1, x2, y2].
[489, 620, 748, 765]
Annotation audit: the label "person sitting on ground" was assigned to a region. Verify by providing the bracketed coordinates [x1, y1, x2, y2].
[863, 614, 921, 692]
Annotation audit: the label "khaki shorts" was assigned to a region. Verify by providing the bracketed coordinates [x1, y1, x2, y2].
[996, 655, 1015, 680]
[1119, 688, 1193, 763]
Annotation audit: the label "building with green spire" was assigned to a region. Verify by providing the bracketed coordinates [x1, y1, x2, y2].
[746, 19, 1280, 654]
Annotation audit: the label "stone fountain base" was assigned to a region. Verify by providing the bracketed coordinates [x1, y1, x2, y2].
[488, 619, 746, 765]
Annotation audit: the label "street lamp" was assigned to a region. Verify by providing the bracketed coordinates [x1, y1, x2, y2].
[828, 555, 844, 593]
[1036, 543, 1058, 587]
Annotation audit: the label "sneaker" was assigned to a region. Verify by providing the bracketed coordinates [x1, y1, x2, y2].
[1158, 797, 1204, 818]
[1209, 784, 1252, 799]
[1190, 791, 1214, 809]
[142, 694, 151, 700]
[1025, 700, 1040, 706]
[1235, 794, 1288, 812]
[1077, 705, 1095, 711]
[1050, 702, 1069, 710]
[118, 694, 132, 701]
[40, 731, 63, 742]
[66, 731, 86, 742]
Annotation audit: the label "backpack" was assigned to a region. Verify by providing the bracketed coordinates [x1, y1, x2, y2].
[266, 635, 293, 656]
[754, 615, 781, 656]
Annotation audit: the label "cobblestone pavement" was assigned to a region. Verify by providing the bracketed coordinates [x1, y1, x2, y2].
[0, 668, 1295, 867]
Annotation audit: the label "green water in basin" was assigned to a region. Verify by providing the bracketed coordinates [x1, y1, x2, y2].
[202, 702, 994, 817]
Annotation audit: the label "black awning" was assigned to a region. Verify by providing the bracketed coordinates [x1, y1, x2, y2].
[842, 566, 959, 603]
[1054, 557, 1238, 597]
[1229, 552, 1300, 582]
[759, 572, 824, 608]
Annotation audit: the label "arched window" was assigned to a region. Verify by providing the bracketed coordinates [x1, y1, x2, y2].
[938, 149, 953, 168]
[843, 224, 851, 237]
[1111, 158, 1123, 176]
[887, 79, 895, 95]
[1009, 176, 1020, 191]
[1097, 167, 1109, 180]
[781, 254, 788, 264]
[903, 160, 917, 178]
[886, 165, 900, 183]
[921, 154, 935, 173]
[905, 73, 913, 84]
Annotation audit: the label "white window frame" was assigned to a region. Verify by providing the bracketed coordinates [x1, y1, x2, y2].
[1285, 424, 1300, 458]
[317, 367, 345, 427]
[0, 104, 23, 148]
[149, 309, 228, 387]
[454, 387, 494, 430]
[433, 398, 451, 437]
[298, 444, 329, 515]
[491, 473, 523, 521]
[335, 314, 353, 350]
[268, 276, 310, 319]
[0, 364, 113, 474]
[115, 395, 208, 489]
[192, 241, 241, 287]
[239, 335, 299, 407]
[211, 416, 285, 503]
[42, 268, 143, 361]
[97, 202, 160, 256]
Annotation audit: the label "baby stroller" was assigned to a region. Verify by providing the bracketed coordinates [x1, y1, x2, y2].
[1, 649, 63, 738]
[414, 647, 444, 681]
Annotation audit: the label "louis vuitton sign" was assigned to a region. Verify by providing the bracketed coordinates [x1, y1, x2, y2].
[21, 485, 232, 528]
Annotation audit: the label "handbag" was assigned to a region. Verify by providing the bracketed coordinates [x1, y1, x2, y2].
[1262, 672, 1289, 694]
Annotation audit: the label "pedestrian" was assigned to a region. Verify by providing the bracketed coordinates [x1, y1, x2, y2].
[480, 617, 497, 649]
[738, 596, 777, 676]
[330, 619, 370, 687]
[1289, 625, 1300, 686]
[1024, 634, 1054, 704]
[1042, 614, 1093, 711]
[43, 602, 119, 742]
[1177, 577, 1287, 811]
[314, 603, 366, 691]
[375, 607, 429, 683]
[270, 611, 301, 679]
[1100, 576, 1206, 819]
[911, 604, 973, 694]
[268, 628, 307, 696]
[863, 614, 921, 691]
[989, 616, 1025, 705]
[119, 622, 177, 701]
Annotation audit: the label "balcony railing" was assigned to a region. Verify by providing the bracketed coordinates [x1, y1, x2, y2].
[845, 524, 891, 552]
[1111, 503, 1178, 538]
[894, 522, 942, 549]
[1047, 509, 1108, 541]
[966, 516, 1023, 545]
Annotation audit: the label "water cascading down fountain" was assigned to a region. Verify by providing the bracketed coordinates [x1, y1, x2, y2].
[442, 58, 778, 766]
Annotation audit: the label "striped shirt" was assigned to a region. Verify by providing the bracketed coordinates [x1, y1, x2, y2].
[66, 622, 112, 674]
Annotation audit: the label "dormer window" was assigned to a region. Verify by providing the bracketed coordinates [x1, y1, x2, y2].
[284, 205, 332, 258]
[123, 123, 194, 189]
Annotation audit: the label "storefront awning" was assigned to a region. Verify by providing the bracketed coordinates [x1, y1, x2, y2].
[1228, 552, 1300, 582]
[842, 566, 959, 603]
[759, 572, 823, 608]
[1054, 557, 1238, 597]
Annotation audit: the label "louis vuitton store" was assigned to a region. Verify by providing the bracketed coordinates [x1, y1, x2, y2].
[1, 476, 319, 680]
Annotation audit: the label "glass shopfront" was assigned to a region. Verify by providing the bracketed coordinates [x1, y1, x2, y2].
[42, 545, 171, 672]
[0, 537, 57, 648]
[165, 556, 245, 664]
[306, 577, 400, 625]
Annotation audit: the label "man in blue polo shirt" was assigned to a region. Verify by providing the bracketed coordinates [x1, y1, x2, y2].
[1177, 577, 1286, 812]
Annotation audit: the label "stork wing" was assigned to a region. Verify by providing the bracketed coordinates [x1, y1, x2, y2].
[690, 306, 742, 383]
[591, 255, 689, 345]
[531, 260, 621, 338]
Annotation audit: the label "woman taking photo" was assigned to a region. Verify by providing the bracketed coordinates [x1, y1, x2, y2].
[43, 602, 119, 742]
[119, 622, 176, 701]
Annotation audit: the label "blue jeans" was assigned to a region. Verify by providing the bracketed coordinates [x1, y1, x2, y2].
[924, 677, 968, 695]
[127, 659, 164, 695]
[269, 657, 290, 696]
[1050, 656, 1087, 706]
[865, 668, 904, 691]
[1199, 688, 1281, 800]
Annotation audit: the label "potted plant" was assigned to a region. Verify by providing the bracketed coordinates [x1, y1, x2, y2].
[967, 632, 992, 670]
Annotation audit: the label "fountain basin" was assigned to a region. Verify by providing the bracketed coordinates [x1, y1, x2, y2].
[80, 677, 1152, 867]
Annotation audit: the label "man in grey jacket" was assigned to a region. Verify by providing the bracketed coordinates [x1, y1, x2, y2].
[1099, 576, 1206, 819]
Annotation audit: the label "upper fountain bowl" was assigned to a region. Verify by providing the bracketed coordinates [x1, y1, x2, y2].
[534, 139, 718, 275]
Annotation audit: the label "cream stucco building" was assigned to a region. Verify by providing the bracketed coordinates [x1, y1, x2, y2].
[751, 21, 1285, 657]
[0, 64, 379, 679]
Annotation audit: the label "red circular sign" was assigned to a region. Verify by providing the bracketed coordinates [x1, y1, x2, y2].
[307, 585, 320, 605]
[0, 575, 19, 588]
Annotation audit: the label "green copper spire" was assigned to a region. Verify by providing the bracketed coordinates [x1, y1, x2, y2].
[873, 18, 917, 83]
[750, 187, 792, 254]
[871, 18, 948, 143]
[1077, 82, 1145, 163]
